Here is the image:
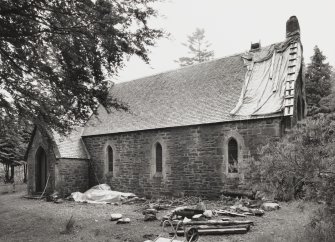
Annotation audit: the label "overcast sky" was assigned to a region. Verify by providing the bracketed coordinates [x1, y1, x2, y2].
[114, 0, 335, 83]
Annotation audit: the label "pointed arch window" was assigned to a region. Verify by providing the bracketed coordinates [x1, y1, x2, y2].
[297, 98, 302, 121]
[228, 138, 238, 173]
[107, 146, 113, 173]
[155, 142, 162, 173]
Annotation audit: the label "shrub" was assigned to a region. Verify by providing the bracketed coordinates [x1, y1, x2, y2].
[250, 115, 335, 202]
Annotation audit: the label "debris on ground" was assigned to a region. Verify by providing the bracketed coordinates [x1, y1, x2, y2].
[141, 192, 282, 239]
[261, 202, 280, 211]
[47, 191, 60, 202]
[66, 188, 280, 238]
[203, 210, 213, 218]
[116, 218, 131, 224]
[69, 184, 136, 204]
[110, 213, 123, 221]
[143, 208, 158, 215]
[144, 214, 157, 221]
[54, 198, 64, 204]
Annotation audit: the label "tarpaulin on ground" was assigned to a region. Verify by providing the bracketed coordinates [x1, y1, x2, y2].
[71, 184, 136, 204]
[230, 36, 302, 116]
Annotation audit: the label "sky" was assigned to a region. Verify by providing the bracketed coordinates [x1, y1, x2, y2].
[114, 0, 335, 83]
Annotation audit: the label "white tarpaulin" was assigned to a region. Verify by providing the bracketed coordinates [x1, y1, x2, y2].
[230, 36, 302, 116]
[71, 184, 136, 204]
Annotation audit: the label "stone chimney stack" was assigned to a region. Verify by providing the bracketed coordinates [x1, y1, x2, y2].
[286, 16, 300, 38]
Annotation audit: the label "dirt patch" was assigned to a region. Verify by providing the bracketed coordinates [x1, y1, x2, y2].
[0, 192, 319, 242]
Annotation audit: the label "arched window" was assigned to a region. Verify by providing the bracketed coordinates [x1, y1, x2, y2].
[297, 98, 302, 121]
[155, 143, 162, 173]
[107, 146, 113, 173]
[228, 138, 238, 173]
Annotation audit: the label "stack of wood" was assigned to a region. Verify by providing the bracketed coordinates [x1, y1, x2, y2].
[177, 219, 253, 236]
[164, 205, 254, 236]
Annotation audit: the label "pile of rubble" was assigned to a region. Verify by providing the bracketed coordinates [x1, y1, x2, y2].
[141, 195, 280, 239]
[48, 184, 281, 240]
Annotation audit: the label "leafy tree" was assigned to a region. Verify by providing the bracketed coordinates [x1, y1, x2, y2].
[176, 28, 214, 67]
[305, 46, 333, 115]
[0, 0, 164, 133]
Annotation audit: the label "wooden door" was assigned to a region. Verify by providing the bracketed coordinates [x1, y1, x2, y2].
[36, 147, 47, 193]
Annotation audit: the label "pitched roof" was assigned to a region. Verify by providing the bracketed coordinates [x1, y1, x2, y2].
[24, 126, 89, 160]
[53, 127, 89, 159]
[82, 38, 302, 137]
[83, 54, 248, 136]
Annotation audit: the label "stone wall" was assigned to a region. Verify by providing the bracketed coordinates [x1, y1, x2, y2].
[83, 117, 283, 198]
[26, 127, 89, 196]
[55, 158, 89, 196]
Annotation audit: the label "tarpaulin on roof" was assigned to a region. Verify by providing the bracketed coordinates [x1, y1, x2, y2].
[230, 37, 302, 116]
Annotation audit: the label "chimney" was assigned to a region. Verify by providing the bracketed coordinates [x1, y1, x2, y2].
[250, 42, 261, 52]
[286, 16, 300, 38]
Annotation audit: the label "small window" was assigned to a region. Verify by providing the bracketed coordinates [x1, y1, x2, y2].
[107, 146, 113, 172]
[228, 138, 238, 173]
[155, 143, 162, 173]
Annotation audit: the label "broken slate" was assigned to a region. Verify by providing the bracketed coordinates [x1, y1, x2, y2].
[203, 210, 213, 218]
[261, 202, 280, 211]
[110, 213, 123, 221]
[116, 218, 130, 224]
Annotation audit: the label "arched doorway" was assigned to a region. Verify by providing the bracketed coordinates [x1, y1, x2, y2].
[35, 147, 48, 193]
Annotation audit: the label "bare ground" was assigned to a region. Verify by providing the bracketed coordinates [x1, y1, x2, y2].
[0, 191, 319, 242]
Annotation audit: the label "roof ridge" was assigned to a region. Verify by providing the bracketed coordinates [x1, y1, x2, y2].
[114, 40, 286, 85]
[114, 52, 245, 85]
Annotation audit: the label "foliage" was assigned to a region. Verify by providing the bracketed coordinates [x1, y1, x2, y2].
[250, 114, 335, 240]
[305, 46, 333, 115]
[175, 28, 214, 67]
[319, 91, 335, 115]
[306, 207, 335, 242]
[250, 115, 335, 202]
[0, 0, 164, 133]
[0, 119, 28, 163]
[0, 116, 30, 182]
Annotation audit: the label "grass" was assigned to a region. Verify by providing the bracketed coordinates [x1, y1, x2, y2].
[60, 215, 75, 234]
[0, 192, 324, 242]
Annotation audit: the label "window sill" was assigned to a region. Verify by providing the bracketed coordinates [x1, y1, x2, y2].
[153, 172, 163, 178]
[105, 172, 115, 178]
[226, 173, 239, 179]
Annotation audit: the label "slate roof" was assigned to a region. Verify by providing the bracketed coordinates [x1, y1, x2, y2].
[53, 127, 89, 159]
[83, 49, 283, 137]
[82, 32, 304, 137]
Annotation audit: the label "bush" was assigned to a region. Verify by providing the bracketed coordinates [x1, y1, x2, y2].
[250, 115, 335, 202]
[305, 207, 335, 242]
[249, 114, 335, 239]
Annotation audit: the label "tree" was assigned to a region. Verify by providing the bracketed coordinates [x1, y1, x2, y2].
[175, 28, 214, 67]
[0, 117, 30, 183]
[0, 0, 164, 133]
[305, 46, 333, 115]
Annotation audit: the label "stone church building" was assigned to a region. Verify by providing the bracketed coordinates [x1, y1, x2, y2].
[25, 16, 306, 198]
